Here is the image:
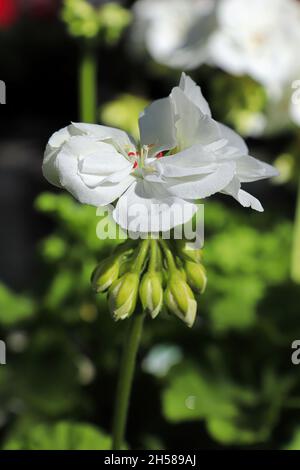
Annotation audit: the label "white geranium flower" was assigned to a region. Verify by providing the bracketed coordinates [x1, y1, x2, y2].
[132, 0, 217, 70]
[210, 0, 300, 94]
[43, 74, 278, 233]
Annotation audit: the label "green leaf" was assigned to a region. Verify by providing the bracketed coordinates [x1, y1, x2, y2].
[283, 428, 300, 450]
[0, 284, 35, 326]
[3, 421, 111, 450]
[206, 417, 268, 446]
[162, 363, 285, 446]
[207, 274, 264, 332]
[162, 365, 237, 422]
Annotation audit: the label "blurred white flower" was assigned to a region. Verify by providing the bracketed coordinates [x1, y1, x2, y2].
[257, 81, 300, 135]
[132, 0, 217, 70]
[142, 344, 183, 378]
[210, 0, 300, 95]
[290, 80, 300, 126]
[43, 74, 277, 233]
[263, 86, 298, 135]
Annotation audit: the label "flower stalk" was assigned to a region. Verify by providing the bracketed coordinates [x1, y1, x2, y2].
[112, 311, 145, 450]
[79, 39, 97, 123]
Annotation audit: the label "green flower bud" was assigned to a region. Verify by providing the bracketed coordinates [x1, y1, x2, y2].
[175, 240, 203, 263]
[164, 273, 197, 328]
[139, 272, 163, 319]
[91, 256, 120, 293]
[108, 272, 139, 321]
[62, 0, 100, 39]
[99, 3, 132, 45]
[184, 261, 207, 294]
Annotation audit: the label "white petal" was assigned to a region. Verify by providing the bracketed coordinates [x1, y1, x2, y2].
[217, 122, 249, 154]
[113, 180, 198, 233]
[238, 189, 264, 212]
[179, 72, 212, 116]
[55, 136, 135, 206]
[152, 143, 219, 179]
[69, 122, 136, 155]
[223, 177, 264, 212]
[236, 155, 279, 182]
[78, 141, 133, 179]
[42, 127, 71, 187]
[139, 97, 177, 154]
[171, 87, 220, 149]
[165, 162, 236, 199]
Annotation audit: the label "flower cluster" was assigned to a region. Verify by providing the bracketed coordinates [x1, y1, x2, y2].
[91, 238, 206, 327]
[43, 74, 277, 234]
[43, 73, 278, 327]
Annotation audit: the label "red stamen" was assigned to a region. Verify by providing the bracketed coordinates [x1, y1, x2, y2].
[128, 151, 136, 157]
[133, 161, 138, 169]
[157, 151, 166, 159]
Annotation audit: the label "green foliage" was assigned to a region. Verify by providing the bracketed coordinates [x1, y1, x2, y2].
[204, 203, 291, 332]
[3, 421, 111, 450]
[283, 428, 300, 450]
[163, 360, 293, 446]
[0, 192, 298, 450]
[0, 284, 35, 326]
[209, 72, 267, 136]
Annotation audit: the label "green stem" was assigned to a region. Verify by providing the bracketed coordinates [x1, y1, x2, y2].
[291, 173, 300, 283]
[79, 40, 97, 123]
[159, 239, 177, 272]
[133, 239, 150, 272]
[148, 239, 159, 272]
[112, 312, 145, 450]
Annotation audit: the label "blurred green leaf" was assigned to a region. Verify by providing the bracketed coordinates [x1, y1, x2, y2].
[163, 364, 237, 423]
[3, 421, 111, 450]
[162, 362, 289, 446]
[100, 94, 149, 141]
[283, 428, 300, 450]
[0, 284, 35, 326]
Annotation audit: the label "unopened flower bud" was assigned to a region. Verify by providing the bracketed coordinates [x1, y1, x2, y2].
[175, 240, 203, 263]
[139, 272, 163, 319]
[108, 272, 139, 321]
[164, 273, 197, 327]
[184, 261, 207, 294]
[91, 256, 120, 293]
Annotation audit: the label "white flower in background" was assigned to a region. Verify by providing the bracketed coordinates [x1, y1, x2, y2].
[43, 74, 278, 233]
[132, 0, 217, 70]
[290, 80, 300, 127]
[210, 0, 300, 95]
[132, 0, 300, 133]
[261, 85, 300, 135]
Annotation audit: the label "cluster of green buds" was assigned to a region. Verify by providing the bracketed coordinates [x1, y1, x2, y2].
[91, 238, 207, 328]
[62, 0, 132, 44]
